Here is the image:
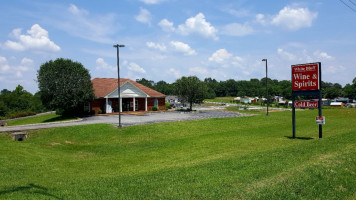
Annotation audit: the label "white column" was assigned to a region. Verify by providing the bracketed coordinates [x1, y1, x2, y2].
[105, 98, 109, 113]
[133, 97, 136, 112]
[145, 97, 147, 111]
[120, 98, 122, 112]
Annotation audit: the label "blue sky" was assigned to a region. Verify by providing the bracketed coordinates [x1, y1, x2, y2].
[1, 0, 356, 93]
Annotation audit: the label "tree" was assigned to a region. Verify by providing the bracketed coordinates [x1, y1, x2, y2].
[154, 80, 174, 95]
[204, 78, 218, 99]
[174, 76, 208, 110]
[343, 77, 356, 99]
[37, 58, 94, 116]
[136, 78, 154, 88]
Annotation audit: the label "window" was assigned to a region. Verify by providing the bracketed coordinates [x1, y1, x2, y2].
[154, 99, 158, 107]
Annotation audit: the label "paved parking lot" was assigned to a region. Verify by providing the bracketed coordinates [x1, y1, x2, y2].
[0, 111, 250, 132]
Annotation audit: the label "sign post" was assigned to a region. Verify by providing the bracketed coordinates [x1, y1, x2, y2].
[291, 62, 322, 138]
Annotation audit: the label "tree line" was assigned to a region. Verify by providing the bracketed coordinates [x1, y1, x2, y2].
[137, 77, 356, 100]
[0, 85, 47, 118]
[1, 57, 355, 118]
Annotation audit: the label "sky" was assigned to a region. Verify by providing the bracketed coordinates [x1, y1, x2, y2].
[0, 0, 356, 94]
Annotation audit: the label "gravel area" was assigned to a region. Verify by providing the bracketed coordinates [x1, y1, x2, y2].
[0, 111, 251, 132]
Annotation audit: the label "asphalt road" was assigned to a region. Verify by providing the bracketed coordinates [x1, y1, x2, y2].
[0, 111, 251, 132]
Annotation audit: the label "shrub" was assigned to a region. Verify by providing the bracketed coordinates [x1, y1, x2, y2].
[97, 109, 102, 114]
[165, 102, 172, 110]
[152, 106, 158, 111]
[5, 110, 36, 119]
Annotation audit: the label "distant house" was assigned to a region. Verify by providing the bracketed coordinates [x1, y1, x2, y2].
[166, 96, 179, 104]
[333, 97, 351, 104]
[330, 102, 344, 107]
[90, 78, 166, 114]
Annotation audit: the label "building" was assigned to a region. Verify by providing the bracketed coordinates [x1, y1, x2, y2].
[330, 102, 344, 107]
[90, 78, 166, 114]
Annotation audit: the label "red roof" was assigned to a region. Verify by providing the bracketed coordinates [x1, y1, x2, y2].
[91, 78, 165, 98]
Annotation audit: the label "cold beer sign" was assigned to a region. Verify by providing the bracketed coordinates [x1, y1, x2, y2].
[294, 101, 318, 108]
[292, 63, 320, 91]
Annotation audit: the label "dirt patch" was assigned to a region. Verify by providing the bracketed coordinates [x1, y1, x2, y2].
[50, 142, 61, 146]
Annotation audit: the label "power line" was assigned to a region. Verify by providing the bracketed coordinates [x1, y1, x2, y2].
[339, 0, 356, 12]
[349, 0, 356, 7]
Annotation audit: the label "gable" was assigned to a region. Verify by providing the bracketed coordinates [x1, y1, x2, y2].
[106, 81, 148, 98]
[92, 78, 165, 98]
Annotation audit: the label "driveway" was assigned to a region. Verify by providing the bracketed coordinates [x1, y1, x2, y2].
[0, 111, 251, 132]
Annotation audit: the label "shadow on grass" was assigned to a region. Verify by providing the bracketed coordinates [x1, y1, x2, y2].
[43, 116, 76, 123]
[284, 136, 314, 140]
[0, 183, 61, 199]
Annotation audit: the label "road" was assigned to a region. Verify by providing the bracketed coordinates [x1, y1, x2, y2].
[0, 111, 251, 132]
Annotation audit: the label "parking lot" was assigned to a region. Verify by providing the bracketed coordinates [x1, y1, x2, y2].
[0, 110, 251, 132]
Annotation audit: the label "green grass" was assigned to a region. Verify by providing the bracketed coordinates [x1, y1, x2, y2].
[0, 109, 355, 199]
[6, 113, 77, 126]
[204, 97, 235, 104]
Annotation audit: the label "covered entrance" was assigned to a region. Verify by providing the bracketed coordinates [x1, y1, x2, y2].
[104, 81, 148, 113]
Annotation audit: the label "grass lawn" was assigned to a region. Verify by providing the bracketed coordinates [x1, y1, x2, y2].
[204, 97, 235, 104]
[6, 113, 77, 126]
[0, 109, 355, 199]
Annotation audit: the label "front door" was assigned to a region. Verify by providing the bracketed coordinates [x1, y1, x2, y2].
[123, 99, 131, 111]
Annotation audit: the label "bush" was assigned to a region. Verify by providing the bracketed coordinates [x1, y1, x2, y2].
[152, 106, 158, 111]
[165, 102, 172, 110]
[5, 110, 36, 119]
[97, 109, 102, 114]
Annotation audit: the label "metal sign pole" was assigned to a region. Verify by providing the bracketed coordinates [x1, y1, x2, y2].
[318, 63, 322, 138]
[292, 94, 296, 138]
[319, 90, 322, 138]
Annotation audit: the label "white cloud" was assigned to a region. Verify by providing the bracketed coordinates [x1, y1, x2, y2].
[189, 66, 208, 76]
[146, 42, 167, 51]
[170, 41, 196, 55]
[224, 8, 251, 18]
[68, 4, 89, 15]
[324, 65, 346, 74]
[127, 62, 146, 74]
[209, 49, 232, 63]
[314, 51, 333, 59]
[220, 23, 254, 36]
[16, 71, 23, 77]
[0, 56, 31, 78]
[0, 56, 10, 71]
[140, 0, 166, 4]
[158, 19, 175, 32]
[255, 14, 267, 25]
[277, 48, 296, 60]
[3, 24, 60, 52]
[169, 68, 180, 78]
[21, 57, 33, 65]
[135, 8, 152, 25]
[0, 56, 7, 63]
[271, 7, 317, 30]
[95, 58, 116, 71]
[9, 28, 22, 38]
[178, 13, 218, 40]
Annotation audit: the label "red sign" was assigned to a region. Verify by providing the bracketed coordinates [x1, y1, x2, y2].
[294, 101, 318, 108]
[292, 63, 320, 91]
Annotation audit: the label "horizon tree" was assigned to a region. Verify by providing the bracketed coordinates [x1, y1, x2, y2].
[37, 58, 94, 116]
[174, 76, 208, 110]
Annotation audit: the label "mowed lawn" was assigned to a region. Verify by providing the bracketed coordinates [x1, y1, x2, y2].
[6, 113, 77, 126]
[0, 109, 355, 199]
